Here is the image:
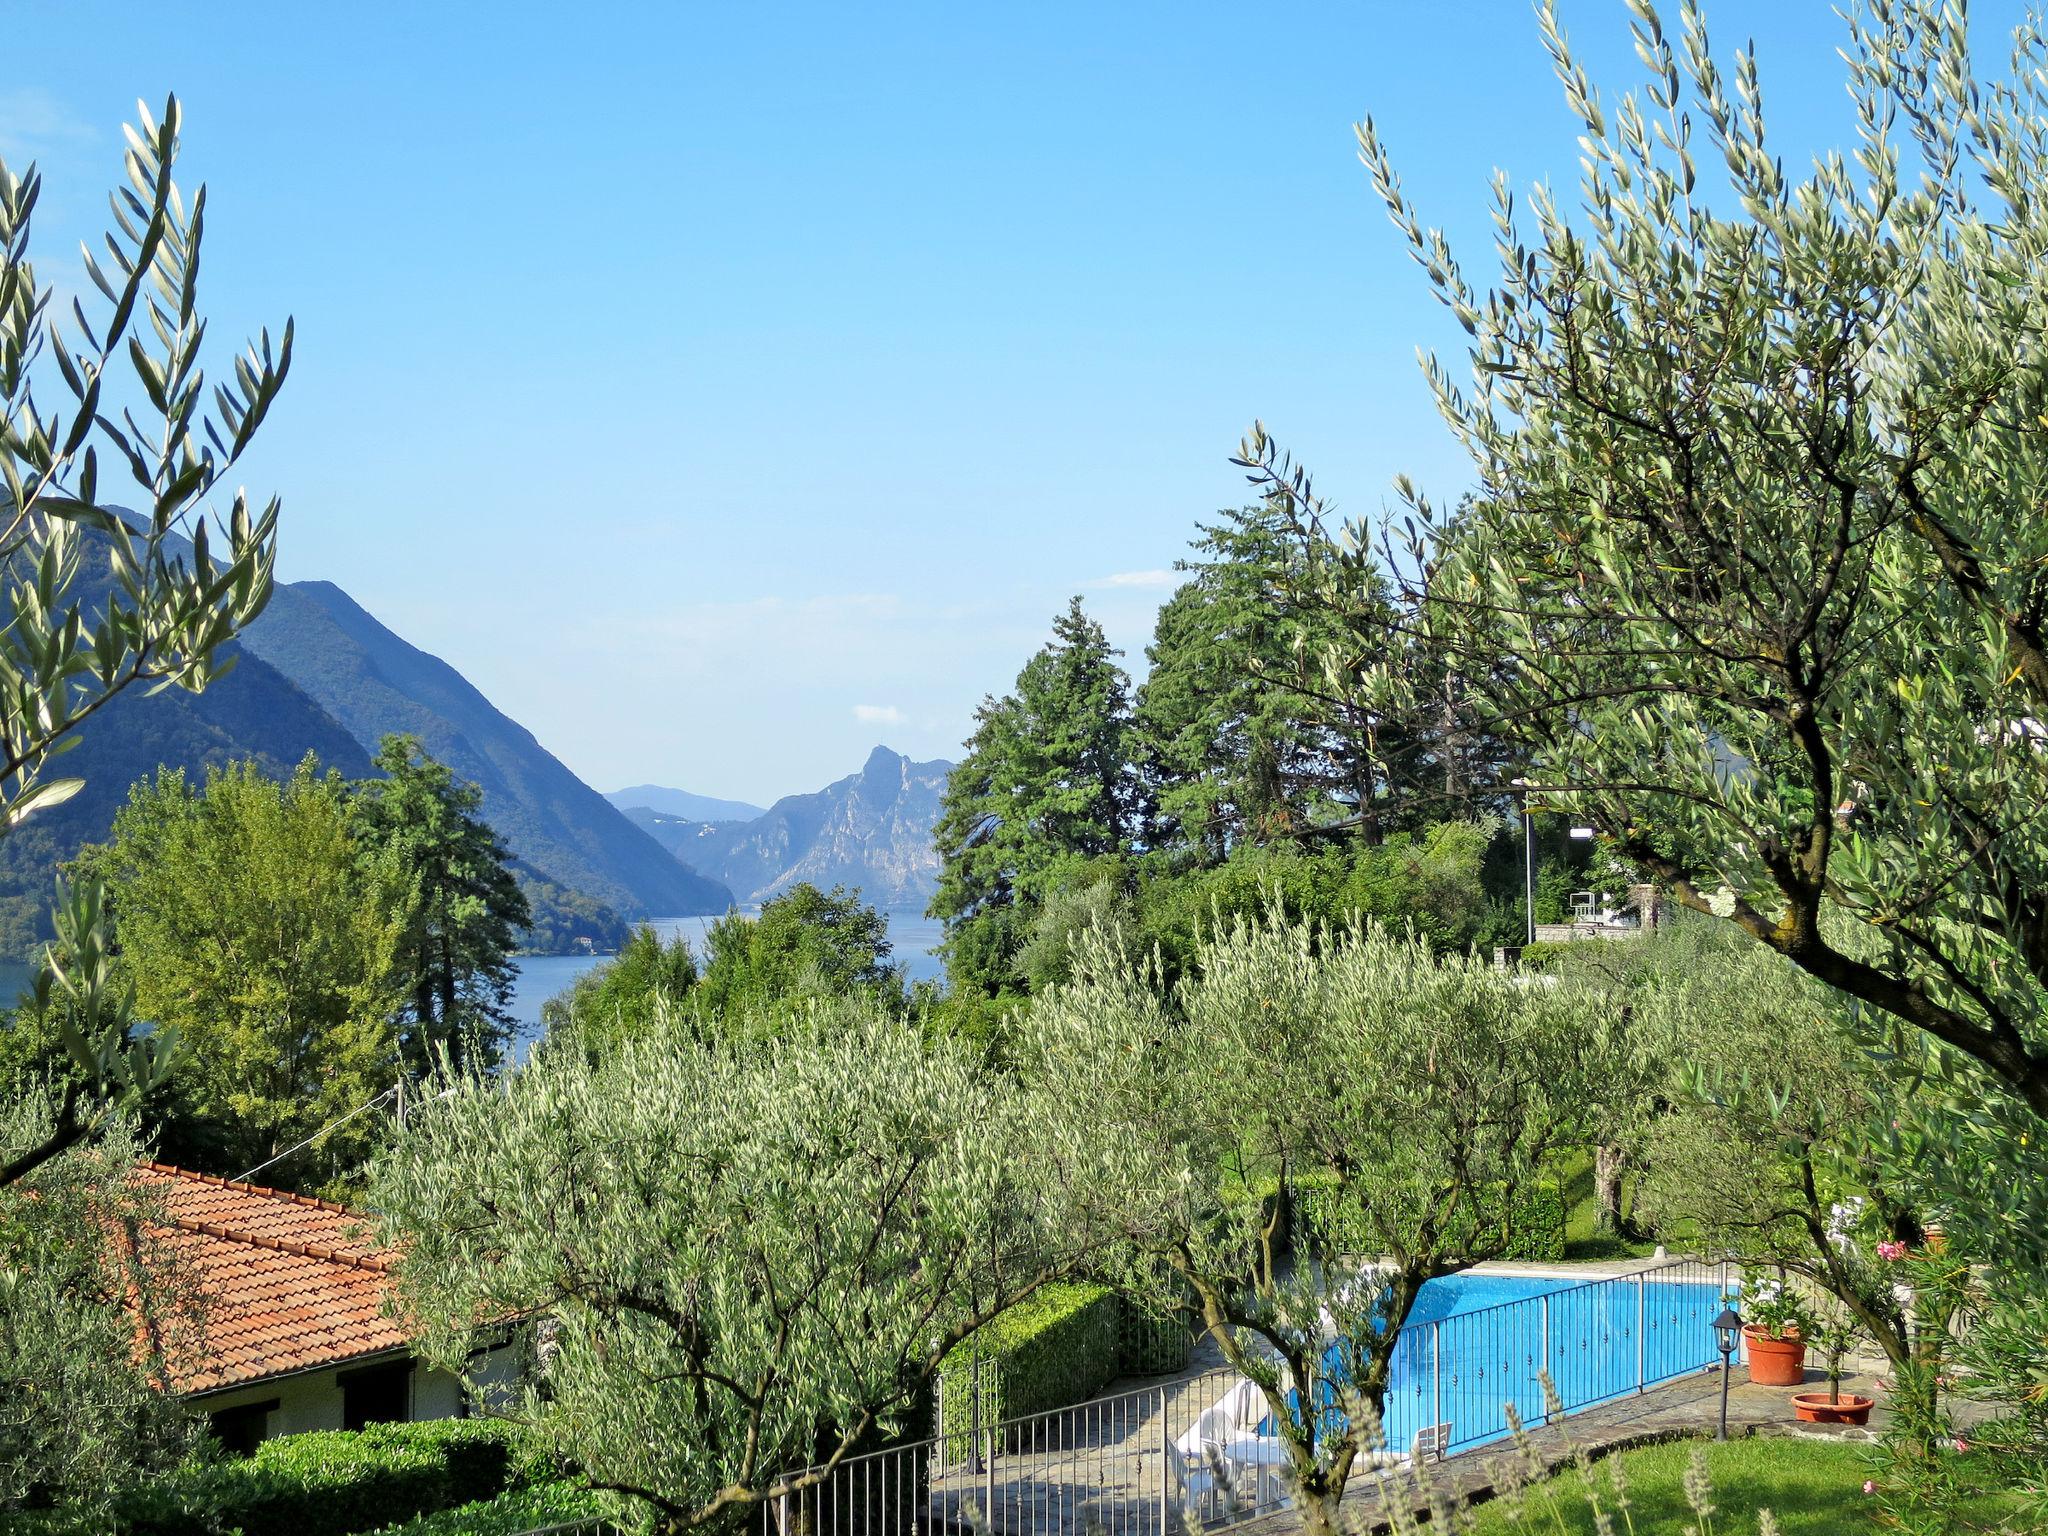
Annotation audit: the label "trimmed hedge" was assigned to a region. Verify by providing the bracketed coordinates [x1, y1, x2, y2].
[368, 1479, 610, 1535]
[110, 1418, 540, 1536]
[1494, 1179, 1567, 1262]
[939, 1282, 1121, 1439]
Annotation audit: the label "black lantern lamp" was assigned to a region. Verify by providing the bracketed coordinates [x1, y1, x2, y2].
[1711, 1304, 1743, 1440]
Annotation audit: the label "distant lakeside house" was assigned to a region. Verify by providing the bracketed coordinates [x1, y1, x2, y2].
[135, 1163, 518, 1452]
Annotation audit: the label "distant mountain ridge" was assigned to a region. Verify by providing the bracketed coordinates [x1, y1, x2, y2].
[606, 785, 766, 822]
[643, 745, 953, 909]
[240, 582, 733, 921]
[0, 637, 376, 958]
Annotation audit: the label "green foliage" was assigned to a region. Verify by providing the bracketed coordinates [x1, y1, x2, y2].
[513, 872, 628, 956]
[364, 1480, 611, 1536]
[697, 882, 899, 1020]
[368, 997, 1126, 1531]
[0, 1107, 199, 1519]
[1493, 1179, 1566, 1263]
[1344, 0, 2048, 1185]
[0, 90, 294, 1188]
[107, 1419, 537, 1536]
[0, 92, 288, 869]
[940, 1282, 1123, 1434]
[931, 598, 1143, 995]
[158, 1420, 528, 1535]
[1017, 913, 1611, 1532]
[541, 923, 698, 1058]
[81, 758, 407, 1186]
[354, 737, 530, 1072]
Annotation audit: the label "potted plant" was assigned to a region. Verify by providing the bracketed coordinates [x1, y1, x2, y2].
[1790, 1310, 1873, 1425]
[1740, 1271, 1812, 1387]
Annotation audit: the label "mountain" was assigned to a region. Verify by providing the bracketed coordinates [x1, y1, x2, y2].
[606, 785, 766, 822]
[666, 746, 953, 908]
[240, 582, 733, 921]
[0, 642, 375, 958]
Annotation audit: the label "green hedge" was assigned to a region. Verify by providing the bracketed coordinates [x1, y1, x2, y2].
[1494, 1180, 1567, 1262]
[368, 1479, 611, 1535]
[1116, 1292, 1192, 1377]
[940, 1283, 1122, 1440]
[110, 1418, 541, 1536]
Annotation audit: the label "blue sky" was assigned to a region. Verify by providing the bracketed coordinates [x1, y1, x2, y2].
[2, 2, 2018, 801]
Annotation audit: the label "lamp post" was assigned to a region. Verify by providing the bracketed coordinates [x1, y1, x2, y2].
[1510, 777, 1536, 946]
[1712, 1305, 1742, 1441]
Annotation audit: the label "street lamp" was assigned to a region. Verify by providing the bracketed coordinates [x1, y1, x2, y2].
[1711, 1305, 1743, 1441]
[1510, 778, 1536, 947]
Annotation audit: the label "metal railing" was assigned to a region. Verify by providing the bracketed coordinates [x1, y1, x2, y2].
[741, 1258, 1733, 1536]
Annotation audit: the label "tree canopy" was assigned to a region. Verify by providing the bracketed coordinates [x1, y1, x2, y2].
[930, 598, 1144, 994]
[1019, 913, 1607, 1536]
[83, 759, 406, 1186]
[1317, 0, 2048, 1132]
[370, 999, 1124, 1530]
[354, 733, 530, 1072]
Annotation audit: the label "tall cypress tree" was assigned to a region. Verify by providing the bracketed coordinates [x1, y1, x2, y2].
[353, 735, 531, 1071]
[930, 598, 1141, 994]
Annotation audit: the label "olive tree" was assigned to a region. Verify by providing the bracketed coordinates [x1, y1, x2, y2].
[368, 996, 1126, 1531]
[0, 93, 289, 1181]
[0, 1099, 201, 1517]
[1238, 0, 2048, 1150]
[1017, 915, 1607, 1536]
[1631, 935, 1956, 1421]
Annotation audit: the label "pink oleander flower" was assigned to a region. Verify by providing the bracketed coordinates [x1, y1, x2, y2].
[1952, 1437, 1970, 1454]
[1876, 1240, 1908, 1261]
[1863, 1480, 1877, 1495]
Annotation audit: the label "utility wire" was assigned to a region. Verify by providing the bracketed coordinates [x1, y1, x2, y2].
[231, 1085, 398, 1185]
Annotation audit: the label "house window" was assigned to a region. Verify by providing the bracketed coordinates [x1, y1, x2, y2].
[208, 1398, 279, 1456]
[338, 1360, 413, 1430]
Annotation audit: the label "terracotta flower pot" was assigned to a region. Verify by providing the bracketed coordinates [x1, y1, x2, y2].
[1743, 1325, 1807, 1386]
[1791, 1391, 1873, 1425]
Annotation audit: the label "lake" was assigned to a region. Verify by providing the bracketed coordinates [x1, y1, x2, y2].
[505, 908, 946, 1055]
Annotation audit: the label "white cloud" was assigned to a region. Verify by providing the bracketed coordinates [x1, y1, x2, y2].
[853, 703, 905, 725]
[1086, 569, 1176, 589]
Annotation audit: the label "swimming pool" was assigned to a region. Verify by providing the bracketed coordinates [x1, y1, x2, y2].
[1306, 1261, 1732, 1457]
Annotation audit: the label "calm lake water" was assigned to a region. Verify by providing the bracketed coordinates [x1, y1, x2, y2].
[505, 908, 945, 1055]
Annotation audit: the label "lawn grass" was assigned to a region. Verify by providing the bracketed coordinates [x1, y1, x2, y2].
[1457, 1436, 2026, 1534]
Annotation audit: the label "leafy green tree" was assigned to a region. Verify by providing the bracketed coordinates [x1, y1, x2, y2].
[369, 999, 1127, 1531]
[931, 598, 1143, 994]
[354, 735, 530, 1072]
[84, 759, 406, 1186]
[1019, 914, 1606, 1536]
[1139, 502, 1474, 857]
[0, 1103, 200, 1516]
[541, 923, 700, 1059]
[697, 882, 898, 1019]
[0, 94, 291, 1181]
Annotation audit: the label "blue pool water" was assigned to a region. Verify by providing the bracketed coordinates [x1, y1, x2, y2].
[1294, 1269, 1729, 1457]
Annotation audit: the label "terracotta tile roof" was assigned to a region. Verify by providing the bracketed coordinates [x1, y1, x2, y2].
[134, 1163, 410, 1395]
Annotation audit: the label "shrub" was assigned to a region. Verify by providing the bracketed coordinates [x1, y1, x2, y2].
[939, 1283, 1121, 1442]
[367, 1479, 610, 1535]
[112, 1417, 537, 1536]
[1495, 1179, 1567, 1262]
[1116, 1292, 1192, 1377]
